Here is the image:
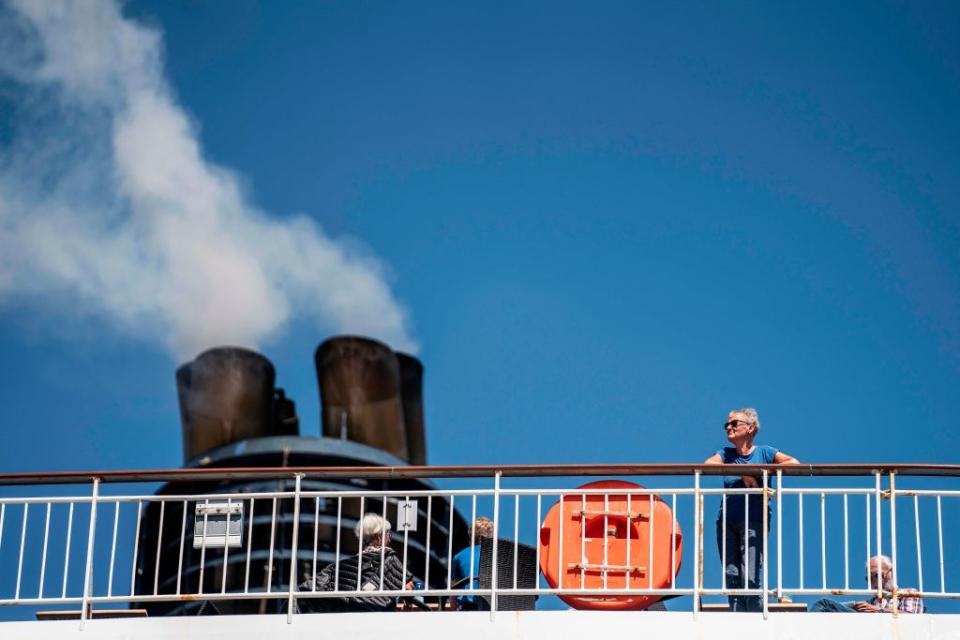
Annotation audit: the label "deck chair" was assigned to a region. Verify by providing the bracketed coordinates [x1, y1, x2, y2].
[477, 537, 539, 611]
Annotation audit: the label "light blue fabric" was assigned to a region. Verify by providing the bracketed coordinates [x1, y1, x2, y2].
[450, 545, 481, 607]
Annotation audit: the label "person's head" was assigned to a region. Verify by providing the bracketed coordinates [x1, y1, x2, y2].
[355, 512, 392, 548]
[472, 517, 494, 540]
[867, 555, 895, 591]
[724, 407, 760, 444]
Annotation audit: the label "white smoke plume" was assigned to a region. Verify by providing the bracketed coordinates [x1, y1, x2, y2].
[0, 1, 417, 357]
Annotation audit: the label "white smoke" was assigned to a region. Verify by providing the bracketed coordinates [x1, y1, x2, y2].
[0, 1, 417, 357]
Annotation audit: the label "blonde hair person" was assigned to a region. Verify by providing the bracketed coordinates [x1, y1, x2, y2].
[450, 517, 496, 610]
[704, 408, 799, 612]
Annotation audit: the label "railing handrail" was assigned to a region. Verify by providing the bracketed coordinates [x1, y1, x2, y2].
[0, 463, 958, 486]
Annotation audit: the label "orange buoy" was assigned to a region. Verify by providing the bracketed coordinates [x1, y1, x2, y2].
[538, 480, 683, 610]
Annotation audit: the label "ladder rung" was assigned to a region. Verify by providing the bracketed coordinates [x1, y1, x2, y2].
[573, 509, 649, 519]
[568, 562, 647, 573]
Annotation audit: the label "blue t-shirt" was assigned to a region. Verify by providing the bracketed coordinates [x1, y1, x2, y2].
[715, 444, 778, 523]
[450, 544, 481, 605]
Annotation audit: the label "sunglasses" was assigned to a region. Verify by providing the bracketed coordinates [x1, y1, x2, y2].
[724, 420, 752, 430]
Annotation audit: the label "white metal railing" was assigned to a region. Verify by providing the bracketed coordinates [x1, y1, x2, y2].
[0, 464, 956, 626]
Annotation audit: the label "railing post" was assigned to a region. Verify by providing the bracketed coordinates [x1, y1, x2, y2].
[693, 469, 701, 618]
[490, 470, 501, 620]
[80, 477, 100, 630]
[889, 471, 898, 616]
[287, 473, 303, 624]
[762, 470, 769, 619]
[776, 468, 782, 602]
[875, 472, 883, 602]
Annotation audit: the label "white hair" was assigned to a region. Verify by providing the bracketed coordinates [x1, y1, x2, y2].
[354, 512, 391, 542]
[731, 407, 761, 430]
[867, 555, 895, 590]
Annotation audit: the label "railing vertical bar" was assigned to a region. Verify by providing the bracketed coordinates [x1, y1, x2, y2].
[603, 491, 609, 590]
[490, 471, 502, 619]
[937, 496, 945, 594]
[820, 492, 826, 590]
[79, 478, 100, 630]
[312, 496, 320, 590]
[625, 493, 631, 592]
[334, 497, 343, 592]
[39, 502, 52, 599]
[106, 501, 118, 597]
[889, 471, 898, 615]
[222, 498, 232, 595]
[402, 495, 411, 590]
[446, 495, 453, 590]
[875, 472, 883, 601]
[469, 494, 477, 596]
[198, 499, 208, 595]
[244, 498, 255, 594]
[513, 494, 519, 590]
[648, 491, 654, 591]
[0, 503, 5, 559]
[798, 493, 804, 590]
[744, 485, 749, 599]
[379, 496, 387, 591]
[287, 475, 303, 624]
[762, 470, 769, 620]
[424, 496, 432, 588]
[914, 494, 923, 594]
[15, 503, 28, 600]
[155, 500, 167, 595]
[558, 492, 565, 592]
[776, 469, 782, 600]
[693, 470, 701, 618]
[128, 500, 140, 597]
[357, 496, 365, 592]
[267, 497, 278, 593]
[843, 494, 849, 590]
[721, 493, 727, 593]
[63, 502, 74, 598]
[865, 493, 871, 589]
[580, 493, 586, 590]
[670, 494, 676, 590]
[176, 500, 186, 595]
[535, 494, 542, 592]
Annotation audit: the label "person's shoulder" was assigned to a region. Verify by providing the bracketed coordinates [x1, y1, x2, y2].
[757, 444, 779, 462]
[716, 446, 735, 460]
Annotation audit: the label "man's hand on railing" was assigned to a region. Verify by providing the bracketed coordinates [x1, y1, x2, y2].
[852, 601, 881, 613]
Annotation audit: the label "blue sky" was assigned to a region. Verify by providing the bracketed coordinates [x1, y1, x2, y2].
[4, 0, 957, 472]
[0, 0, 959, 615]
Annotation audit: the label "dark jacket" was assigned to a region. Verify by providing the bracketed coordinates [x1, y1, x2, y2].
[297, 547, 410, 612]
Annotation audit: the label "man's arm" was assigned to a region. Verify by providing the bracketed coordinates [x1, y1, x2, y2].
[704, 454, 722, 464]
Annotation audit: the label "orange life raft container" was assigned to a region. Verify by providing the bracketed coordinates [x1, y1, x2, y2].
[538, 480, 683, 610]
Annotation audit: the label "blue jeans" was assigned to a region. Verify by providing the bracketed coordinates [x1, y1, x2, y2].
[716, 518, 765, 612]
[810, 598, 857, 612]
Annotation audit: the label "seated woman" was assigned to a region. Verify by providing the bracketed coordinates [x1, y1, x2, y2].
[298, 512, 412, 612]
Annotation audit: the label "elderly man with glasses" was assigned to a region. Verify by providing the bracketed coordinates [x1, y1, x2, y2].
[810, 555, 925, 613]
[705, 408, 799, 612]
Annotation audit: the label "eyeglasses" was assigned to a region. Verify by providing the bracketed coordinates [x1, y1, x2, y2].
[724, 420, 752, 431]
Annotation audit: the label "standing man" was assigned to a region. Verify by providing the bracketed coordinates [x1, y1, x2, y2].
[705, 408, 799, 612]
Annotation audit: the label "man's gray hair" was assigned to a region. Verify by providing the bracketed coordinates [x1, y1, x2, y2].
[868, 555, 896, 590]
[354, 512, 391, 541]
[732, 407, 761, 430]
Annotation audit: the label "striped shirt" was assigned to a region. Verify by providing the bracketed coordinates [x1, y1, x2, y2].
[870, 588, 925, 614]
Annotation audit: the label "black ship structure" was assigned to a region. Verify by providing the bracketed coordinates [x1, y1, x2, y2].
[133, 336, 469, 616]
